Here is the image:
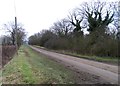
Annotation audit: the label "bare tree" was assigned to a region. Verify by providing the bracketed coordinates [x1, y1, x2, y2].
[3, 22, 26, 47]
[16, 27, 26, 47]
[3, 22, 16, 45]
[68, 11, 84, 36]
[51, 19, 73, 37]
[113, 2, 120, 39]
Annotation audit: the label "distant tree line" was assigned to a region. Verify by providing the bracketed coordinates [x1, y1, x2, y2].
[29, 1, 119, 57]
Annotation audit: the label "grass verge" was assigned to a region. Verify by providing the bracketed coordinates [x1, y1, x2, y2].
[34, 45, 118, 65]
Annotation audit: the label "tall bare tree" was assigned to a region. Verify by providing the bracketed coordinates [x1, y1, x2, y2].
[3, 22, 26, 47]
[51, 19, 73, 37]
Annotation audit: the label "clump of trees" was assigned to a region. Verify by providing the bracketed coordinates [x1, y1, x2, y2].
[29, 1, 119, 57]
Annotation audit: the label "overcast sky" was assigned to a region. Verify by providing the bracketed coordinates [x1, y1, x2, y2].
[0, 0, 118, 37]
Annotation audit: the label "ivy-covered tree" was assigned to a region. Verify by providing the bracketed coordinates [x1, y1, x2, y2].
[78, 1, 115, 34]
[68, 11, 84, 36]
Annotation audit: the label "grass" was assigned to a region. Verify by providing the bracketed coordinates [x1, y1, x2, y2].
[34, 45, 118, 65]
[2, 47, 37, 84]
[63, 52, 118, 63]
[2, 45, 77, 84]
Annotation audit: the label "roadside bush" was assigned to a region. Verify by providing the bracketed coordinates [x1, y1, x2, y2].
[40, 30, 55, 46]
[44, 37, 70, 50]
[67, 35, 92, 55]
[90, 38, 118, 57]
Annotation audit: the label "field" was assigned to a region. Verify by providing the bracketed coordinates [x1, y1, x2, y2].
[2, 45, 81, 84]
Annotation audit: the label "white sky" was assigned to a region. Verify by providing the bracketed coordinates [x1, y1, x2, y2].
[0, 0, 118, 37]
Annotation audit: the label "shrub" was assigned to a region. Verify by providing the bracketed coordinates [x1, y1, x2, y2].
[2, 45, 16, 66]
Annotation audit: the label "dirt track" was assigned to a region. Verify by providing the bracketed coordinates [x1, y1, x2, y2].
[30, 46, 118, 84]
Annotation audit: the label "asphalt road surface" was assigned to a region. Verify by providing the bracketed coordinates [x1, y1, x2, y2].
[30, 46, 118, 84]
